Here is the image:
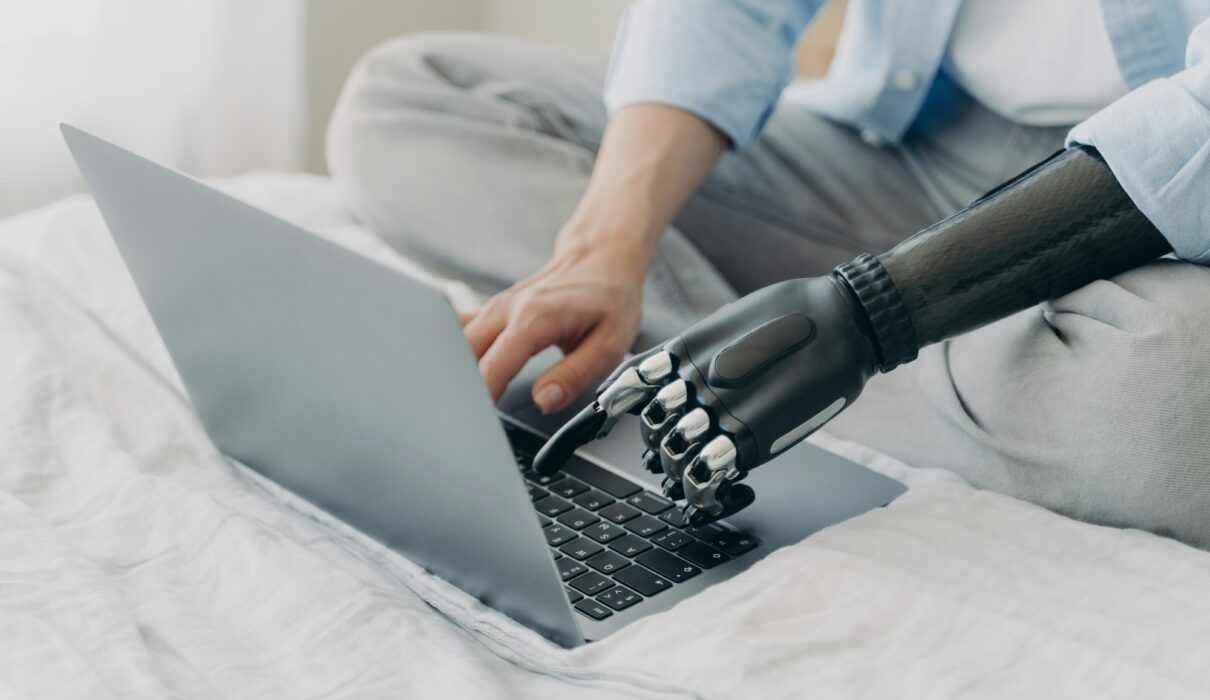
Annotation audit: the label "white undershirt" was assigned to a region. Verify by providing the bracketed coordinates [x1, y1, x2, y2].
[942, 0, 1127, 126]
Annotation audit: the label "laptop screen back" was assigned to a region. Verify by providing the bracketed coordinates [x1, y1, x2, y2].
[62, 125, 582, 647]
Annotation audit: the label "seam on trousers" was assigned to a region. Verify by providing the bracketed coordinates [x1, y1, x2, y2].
[498, 87, 604, 154]
[410, 51, 606, 155]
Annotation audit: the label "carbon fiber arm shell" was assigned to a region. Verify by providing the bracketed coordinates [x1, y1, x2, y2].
[877, 146, 1171, 348]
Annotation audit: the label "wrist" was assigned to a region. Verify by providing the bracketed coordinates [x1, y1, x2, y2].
[554, 217, 659, 279]
[832, 254, 918, 372]
[559, 178, 668, 253]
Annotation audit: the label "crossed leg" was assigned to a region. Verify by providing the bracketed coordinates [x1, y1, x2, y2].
[828, 259, 1210, 549]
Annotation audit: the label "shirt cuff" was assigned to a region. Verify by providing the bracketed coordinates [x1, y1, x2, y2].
[604, 1, 808, 151]
[1068, 77, 1210, 263]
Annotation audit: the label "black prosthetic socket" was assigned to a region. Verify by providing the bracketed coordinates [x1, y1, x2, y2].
[839, 146, 1171, 369]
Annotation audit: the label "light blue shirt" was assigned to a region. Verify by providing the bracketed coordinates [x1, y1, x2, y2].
[605, 0, 1210, 263]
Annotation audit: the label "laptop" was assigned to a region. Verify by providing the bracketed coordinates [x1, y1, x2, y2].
[62, 124, 906, 647]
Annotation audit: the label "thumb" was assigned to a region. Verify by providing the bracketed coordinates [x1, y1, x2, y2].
[533, 328, 626, 415]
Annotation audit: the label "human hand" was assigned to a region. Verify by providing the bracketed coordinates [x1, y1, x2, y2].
[465, 103, 729, 414]
[463, 233, 649, 414]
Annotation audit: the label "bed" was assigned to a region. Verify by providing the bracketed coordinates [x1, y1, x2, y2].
[3, 173, 1209, 698]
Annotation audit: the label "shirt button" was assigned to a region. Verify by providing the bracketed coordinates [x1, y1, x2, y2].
[893, 68, 920, 91]
[860, 129, 885, 147]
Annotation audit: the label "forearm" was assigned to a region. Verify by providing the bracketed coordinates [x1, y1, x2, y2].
[836, 146, 1172, 371]
[558, 104, 728, 262]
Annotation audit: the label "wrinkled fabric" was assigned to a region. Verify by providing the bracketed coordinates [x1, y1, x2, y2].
[606, 0, 1201, 148]
[2, 176, 1210, 698]
[608, 0, 1210, 264]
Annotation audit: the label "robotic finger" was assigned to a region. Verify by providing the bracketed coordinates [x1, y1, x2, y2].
[681, 435, 754, 525]
[532, 350, 677, 475]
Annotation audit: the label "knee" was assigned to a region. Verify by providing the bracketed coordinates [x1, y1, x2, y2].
[1119, 258, 1210, 333]
[998, 259, 1210, 546]
[326, 32, 474, 162]
[339, 30, 487, 97]
[1041, 259, 1210, 446]
[325, 31, 497, 242]
[1047, 259, 1210, 378]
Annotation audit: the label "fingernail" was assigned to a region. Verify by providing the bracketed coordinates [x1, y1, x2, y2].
[534, 384, 565, 414]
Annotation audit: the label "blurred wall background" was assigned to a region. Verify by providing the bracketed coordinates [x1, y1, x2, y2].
[302, 0, 628, 173]
[1, 0, 308, 217]
[0, 0, 629, 217]
[1, 0, 838, 218]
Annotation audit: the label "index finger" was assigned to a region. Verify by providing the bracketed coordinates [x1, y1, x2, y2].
[478, 317, 558, 402]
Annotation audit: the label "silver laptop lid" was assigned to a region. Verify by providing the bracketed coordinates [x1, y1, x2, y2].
[62, 124, 582, 647]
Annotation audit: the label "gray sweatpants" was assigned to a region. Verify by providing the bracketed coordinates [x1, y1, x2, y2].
[328, 33, 1210, 549]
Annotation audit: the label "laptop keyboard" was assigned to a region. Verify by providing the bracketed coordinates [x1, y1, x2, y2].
[511, 441, 759, 622]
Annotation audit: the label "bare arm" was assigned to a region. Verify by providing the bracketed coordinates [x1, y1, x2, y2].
[559, 104, 728, 262]
[464, 104, 727, 413]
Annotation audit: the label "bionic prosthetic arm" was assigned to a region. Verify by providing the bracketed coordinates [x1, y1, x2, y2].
[532, 146, 1171, 526]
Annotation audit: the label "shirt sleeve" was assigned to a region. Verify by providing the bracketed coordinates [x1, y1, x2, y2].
[1068, 19, 1210, 264]
[604, 0, 824, 151]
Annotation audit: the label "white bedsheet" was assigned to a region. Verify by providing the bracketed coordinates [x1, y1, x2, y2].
[2, 173, 1209, 699]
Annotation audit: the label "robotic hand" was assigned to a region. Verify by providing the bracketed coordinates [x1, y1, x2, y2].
[531, 272, 882, 525]
[532, 146, 1171, 526]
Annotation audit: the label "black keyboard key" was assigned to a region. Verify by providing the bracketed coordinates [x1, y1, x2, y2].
[586, 550, 631, 575]
[636, 549, 701, 583]
[568, 571, 613, 595]
[566, 587, 583, 604]
[677, 541, 731, 569]
[651, 529, 693, 551]
[557, 508, 600, 530]
[608, 534, 652, 557]
[537, 515, 552, 528]
[557, 557, 587, 581]
[597, 585, 642, 612]
[563, 461, 642, 499]
[614, 565, 672, 597]
[551, 478, 590, 500]
[543, 524, 577, 547]
[537, 496, 574, 518]
[574, 599, 613, 620]
[560, 538, 605, 561]
[526, 483, 548, 502]
[598, 502, 641, 524]
[711, 531, 759, 556]
[524, 471, 565, 488]
[583, 521, 627, 544]
[573, 489, 614, 511]
[514, 450, 533, 469]
[624, 516, 668, 538]
[686, 522, 727, 540]
[626, 492, 673, 515]
[659, 509, 690, 527]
